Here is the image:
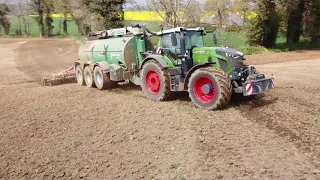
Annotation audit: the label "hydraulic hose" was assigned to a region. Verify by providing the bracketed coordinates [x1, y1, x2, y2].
[142, 24, 158, 36]
[130, 23, 158, 36]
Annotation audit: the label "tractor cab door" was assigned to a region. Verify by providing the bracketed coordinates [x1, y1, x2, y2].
[160, 33, 182, 55]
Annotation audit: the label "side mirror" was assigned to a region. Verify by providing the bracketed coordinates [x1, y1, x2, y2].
[213, 32, 218, 46]
[171, 33, 178, 46]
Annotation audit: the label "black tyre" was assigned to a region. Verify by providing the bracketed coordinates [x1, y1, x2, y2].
[188, 67, 232, 110]
[75, 65, 85, 86]
[140, 60, 172, 101]
[84, 66, 96, 88]
[93, 66, 117, 90]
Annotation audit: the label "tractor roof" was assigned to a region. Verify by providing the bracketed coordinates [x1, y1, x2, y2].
[156, 27, 204, 35]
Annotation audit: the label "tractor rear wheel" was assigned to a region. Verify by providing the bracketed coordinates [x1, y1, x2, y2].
[75, 65, 85, 86]
[84, 66, 95, 88]
[188, 67, 232, 110]
[93, 66, 117, 90]
[141, 60, 172, 101]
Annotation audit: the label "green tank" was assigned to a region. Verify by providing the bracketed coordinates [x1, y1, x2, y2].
[78, 27, 148, 72]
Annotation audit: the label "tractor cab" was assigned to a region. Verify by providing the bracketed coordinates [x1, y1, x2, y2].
[157, 27, 205, 55]
[155, 27, 237, 77]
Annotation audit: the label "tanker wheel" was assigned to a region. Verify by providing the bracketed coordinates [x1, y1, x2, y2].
[140, 60, 172, 101]
[188, 67, 232, 110]
[84, 66, 96, 88]
[93, 66, 117, 90]
[75, 65, 85, 86]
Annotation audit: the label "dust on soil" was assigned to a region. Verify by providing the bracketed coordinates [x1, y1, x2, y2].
[0, 39, 319, 179]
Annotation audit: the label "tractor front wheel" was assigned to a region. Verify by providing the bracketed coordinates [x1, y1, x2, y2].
[94, 66, 117, 90]
[188, 67, 232, 110]
[141, 60, 172, 101]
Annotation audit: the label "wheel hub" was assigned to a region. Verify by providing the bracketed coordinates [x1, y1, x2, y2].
[193, 76, 216, 104]
[146, 70, 160, 95]
[202, 84, 214, 95]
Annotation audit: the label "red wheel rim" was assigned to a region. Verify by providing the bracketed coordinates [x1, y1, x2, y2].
[146, 70, 161, 95]
[193, 76, 216, 104]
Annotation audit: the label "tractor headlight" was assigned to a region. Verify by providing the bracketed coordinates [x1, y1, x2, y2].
[226, 53, 240, 59]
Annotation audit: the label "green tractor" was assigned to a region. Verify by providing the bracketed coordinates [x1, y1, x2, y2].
[75, 24, 274, 110]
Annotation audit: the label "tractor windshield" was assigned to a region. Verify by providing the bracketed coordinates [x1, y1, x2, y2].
[160, 31, 204, 54]
[185, 31, 204, 48]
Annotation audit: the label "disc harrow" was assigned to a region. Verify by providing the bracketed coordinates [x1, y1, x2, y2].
[41, 65, 76, 86]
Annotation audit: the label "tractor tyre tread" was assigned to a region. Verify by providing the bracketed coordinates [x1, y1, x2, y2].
[188, 67, 232, 110]
[84, 66, 96, 88]
[141, 60, 173, 101]
[75, 65, 85, 86]
[94, 66, 117, 90]
[102, 72, 118, 90]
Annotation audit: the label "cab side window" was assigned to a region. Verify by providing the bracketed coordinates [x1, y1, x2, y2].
[160, 33, 181, 54]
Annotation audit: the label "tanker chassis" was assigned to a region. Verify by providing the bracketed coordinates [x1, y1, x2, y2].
[75, 24, 274, 110]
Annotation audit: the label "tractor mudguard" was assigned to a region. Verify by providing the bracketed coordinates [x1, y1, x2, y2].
[183, 63, 216, 90]
[140, 55, 172, 69]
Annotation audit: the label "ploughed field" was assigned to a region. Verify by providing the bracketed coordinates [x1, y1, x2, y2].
[0, 39, 319, 179]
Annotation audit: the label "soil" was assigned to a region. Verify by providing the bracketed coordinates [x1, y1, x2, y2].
[0, 39, 319, 180]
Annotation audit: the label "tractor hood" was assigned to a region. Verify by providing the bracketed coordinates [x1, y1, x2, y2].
[215, 47, 245, 70]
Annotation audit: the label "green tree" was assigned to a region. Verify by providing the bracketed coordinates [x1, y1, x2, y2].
[44, 0, 54, 37]
[65, 0, 91, 35]
[65, 0, 125, 35]
[30, 0, 45, 37]
[247, 0, 280, 48]
[83, 0, 125, 30]
[304, 0, 320, 42]
[282, 0, 306, 43]
[53, 0, 70, 35]
[0, 3, 11, 35]
[30, 0, 55, 37]
[11, 0, 31, 36]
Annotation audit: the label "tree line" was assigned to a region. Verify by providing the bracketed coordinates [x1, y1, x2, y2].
[246, 0, 320, 47]
[128, 0, 320, 48]
[0, 0, 125, 37]
[0, 0, 319, 48]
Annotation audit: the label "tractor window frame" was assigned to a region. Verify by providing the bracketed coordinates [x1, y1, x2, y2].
[160, 33, 181, 54]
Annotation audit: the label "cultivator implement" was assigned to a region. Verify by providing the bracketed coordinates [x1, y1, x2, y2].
[41, 65, 76, 86]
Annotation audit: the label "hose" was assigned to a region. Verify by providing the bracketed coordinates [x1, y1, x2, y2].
[130, 23, 158, 36]
[143, 26, 158, 36]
